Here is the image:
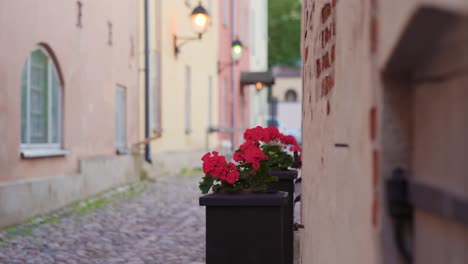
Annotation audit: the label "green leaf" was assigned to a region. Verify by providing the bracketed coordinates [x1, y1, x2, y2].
[199, 174, 214, 194]
[266, 175, 279, 183]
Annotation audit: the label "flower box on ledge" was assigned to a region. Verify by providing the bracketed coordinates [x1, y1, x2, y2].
[269, 169, 299, 264]
[200, 191, 288, 264]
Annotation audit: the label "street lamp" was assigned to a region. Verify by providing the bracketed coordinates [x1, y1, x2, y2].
[255, 82, 263, 91]
[218, 39, 244, 73]
[191, 4, 210, 34]
[231, 39, 243, 61]
[173, 2, 210, 56]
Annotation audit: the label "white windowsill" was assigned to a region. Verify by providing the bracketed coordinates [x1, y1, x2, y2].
[21, 149, 69, 159]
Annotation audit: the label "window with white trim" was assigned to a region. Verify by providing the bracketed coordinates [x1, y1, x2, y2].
[184, 65, 192, 133]
[232, 0, 236, 35]
[250, 9, 256, 56]
[21, 47, 62, 152]
[207, 0, 213, 26]
[116, 85, 128, 153]
[223, 0, 229, 26]
[285, 89, 298, 102]
[221, 78, 228, 127]
[151, 51, 161, 133]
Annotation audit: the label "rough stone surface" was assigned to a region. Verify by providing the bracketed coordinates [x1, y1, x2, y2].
[0, 175, 205, 264]
[0, 174, 302, 264]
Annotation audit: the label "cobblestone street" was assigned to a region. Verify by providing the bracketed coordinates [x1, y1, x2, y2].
[0, 175, 206, 264]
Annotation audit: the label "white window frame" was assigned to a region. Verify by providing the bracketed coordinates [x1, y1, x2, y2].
[221, 78, 228, 127]
[116, 85, 128, 154]
[184, 65, 192, 134]
[223, 0, 229, 26]
[208, 76, 213, 127]
[207, 0, 213, 25]
[232, 0, 236, 34]
[151, 50, 161, 133]
[250, 9, 255, 56]
[20, 46, 64, 157]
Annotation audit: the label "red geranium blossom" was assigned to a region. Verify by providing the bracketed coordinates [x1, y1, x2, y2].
[265, 126, 282, 142]
[290, 144, 302, 152]
[202, 151, 240, 184]
[221, 163, 240, 184]
[243, 126, 270, 142]
[280, 134, 298, 146]
[234, 140, 268, 170]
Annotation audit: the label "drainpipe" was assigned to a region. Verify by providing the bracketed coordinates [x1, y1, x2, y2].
[144, 0, 152, 163]
[230, 0, 236, 152]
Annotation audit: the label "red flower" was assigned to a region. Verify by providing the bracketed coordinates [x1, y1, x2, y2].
[220, 163, 240, 184]
[280, 135, 298, 146]
[201, 151, 240, 184]
[265, 126, 281, 141]
[234, 140, 268, 170]
[244, 126, 270, 142]
[290, 144, 302, 152]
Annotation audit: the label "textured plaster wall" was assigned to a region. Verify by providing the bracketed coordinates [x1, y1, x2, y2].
[0, 155, 139, 228]
[0, 0, 139, 182]
[300, 0, 378, 263]
[301, 0, 468, 263]
[217, 0, 251, 150]
[147, 0, 220, 154]
[272, 77, 302, 103]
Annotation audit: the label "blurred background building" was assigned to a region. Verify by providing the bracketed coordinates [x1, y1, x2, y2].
[0, 0, 141, 228]
[138, 0, 221, 175]
[0, 0, 274, 228]
[271, 65, 302, 144]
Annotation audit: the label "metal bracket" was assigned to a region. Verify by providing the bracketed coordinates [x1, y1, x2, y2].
[218, 60, 238, 73]
[293, 223, 304, 231]
[385, 168, 413, 264]
[409, 179, 468, 226]
[292, 151, 302, 169]
[386, 168, 468, 263]
[173, 34, 202, 57]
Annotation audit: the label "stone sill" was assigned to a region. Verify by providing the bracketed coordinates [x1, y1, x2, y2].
[21, 149, 69, 159]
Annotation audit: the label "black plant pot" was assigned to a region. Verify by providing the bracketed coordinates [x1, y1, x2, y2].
[200, 191, 288, 264]
[269, 169, 299, 264]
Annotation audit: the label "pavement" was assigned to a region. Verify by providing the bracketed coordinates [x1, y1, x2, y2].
[0, 175, 206, 264]
[0, 173, 302, 264]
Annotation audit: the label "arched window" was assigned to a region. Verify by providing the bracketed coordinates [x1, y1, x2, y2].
[284, 89, 298, 102]
[21, 46, 62, 149]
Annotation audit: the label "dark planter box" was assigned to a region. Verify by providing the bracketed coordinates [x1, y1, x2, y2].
[269, 169, 299, 264]
[200, 191, 288, 264]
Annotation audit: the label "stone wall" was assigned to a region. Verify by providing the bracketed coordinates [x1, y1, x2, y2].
[300, 1, 377, 263]
[300, 0, 468, 263]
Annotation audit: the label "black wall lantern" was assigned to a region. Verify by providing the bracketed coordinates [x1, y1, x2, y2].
[173, 2, 210, 57]
[218, 39, 244, 73]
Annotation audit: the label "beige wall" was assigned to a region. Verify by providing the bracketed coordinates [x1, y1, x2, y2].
[272, 76, 302, 102]
[141, 0, 219, 154]
[0, 0, 139, 182]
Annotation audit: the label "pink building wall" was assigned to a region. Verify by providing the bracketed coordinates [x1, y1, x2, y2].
[0, 0, 139, 182]
[218, 0, 250, 150]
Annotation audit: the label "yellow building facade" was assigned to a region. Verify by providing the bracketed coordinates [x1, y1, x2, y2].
[139, 0, 219, 173]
